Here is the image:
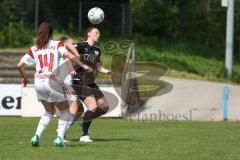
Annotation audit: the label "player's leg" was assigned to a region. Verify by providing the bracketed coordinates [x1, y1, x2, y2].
[80, 83, 110, 142]
[79, 96, 109, 142]
[80, 95, 98, 142]
[92, 83, 109, 118]
[31, 100, 55, 146]
[56, 101, 84, 143]
[48, 80, 74, 147]
[62, 100, 84, 142]
[54, 100, 75, 147]
[72, 81, 97, 142]
[61, 81, 84, 139]
[95, 97, 109, 118]
[67, 99, 84, 127]
[74, 99, 84, 122]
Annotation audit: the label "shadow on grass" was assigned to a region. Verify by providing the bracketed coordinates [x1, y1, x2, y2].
[93, 138, 140, 142]
[68, 137, 139, 143]
[65, 143, 89, 147]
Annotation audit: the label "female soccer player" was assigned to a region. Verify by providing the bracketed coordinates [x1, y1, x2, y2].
[17, 22, 92, 147]
[58, 36, 84, 139]
[73, 27, 112, 142]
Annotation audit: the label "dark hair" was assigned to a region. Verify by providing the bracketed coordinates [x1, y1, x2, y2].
[36, 22, 53, 49]
[59, 35, 69, 43]
[83, 27, 97, 41]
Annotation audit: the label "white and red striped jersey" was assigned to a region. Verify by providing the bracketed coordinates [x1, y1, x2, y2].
[21, 40, 67, 78]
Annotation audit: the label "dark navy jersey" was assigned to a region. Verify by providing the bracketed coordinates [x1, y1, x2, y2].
[74, 41, 101, 83]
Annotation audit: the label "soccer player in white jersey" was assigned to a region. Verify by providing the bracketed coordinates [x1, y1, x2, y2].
[58, 36, 85, 141]
[17, 22, 92, 147]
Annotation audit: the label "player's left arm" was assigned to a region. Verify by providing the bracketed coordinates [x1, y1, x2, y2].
[96, 61, 112, 78]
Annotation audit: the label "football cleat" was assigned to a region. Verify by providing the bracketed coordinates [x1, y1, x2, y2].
[80, 135, 93, 142]
[54, 136, 64, 148]
[31, 135, 40, 147]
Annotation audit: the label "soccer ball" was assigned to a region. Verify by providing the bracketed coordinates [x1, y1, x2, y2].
[88, 7, 104, 24]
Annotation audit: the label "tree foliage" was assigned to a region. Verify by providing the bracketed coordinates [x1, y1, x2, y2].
[130, 0, 240, 52]
[1, 0, 240, 52]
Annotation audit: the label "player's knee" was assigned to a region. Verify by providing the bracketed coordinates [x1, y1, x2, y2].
[97, 99, 109, 112]
[99, 104, 109, 113]
[69, 104, 78, 115]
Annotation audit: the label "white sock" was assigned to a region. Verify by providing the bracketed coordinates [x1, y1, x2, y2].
[66, 120, 73, 132]
[35, 112, 53, 138]
[57, 109, 75, 139]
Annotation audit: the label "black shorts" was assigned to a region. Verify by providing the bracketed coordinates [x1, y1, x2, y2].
[72, 80, 104, 101]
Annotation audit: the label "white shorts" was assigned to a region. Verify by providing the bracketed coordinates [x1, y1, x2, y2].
[34, 75, 77, 103]
[34, 77, 65, 103]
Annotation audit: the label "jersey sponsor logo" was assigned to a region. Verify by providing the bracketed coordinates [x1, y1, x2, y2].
[83, 54, 96, 63]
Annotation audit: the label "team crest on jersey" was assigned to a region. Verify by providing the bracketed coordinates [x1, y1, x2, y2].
[94, 51, 99, 56]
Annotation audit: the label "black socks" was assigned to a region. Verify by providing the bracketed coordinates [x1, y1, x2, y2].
[82, 108, 107, 136]
[82, 110, 95, 136]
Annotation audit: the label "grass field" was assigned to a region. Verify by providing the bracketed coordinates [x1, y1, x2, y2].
[1, 117, 240, 160]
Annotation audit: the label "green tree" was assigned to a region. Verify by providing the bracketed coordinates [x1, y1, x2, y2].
[130, 0, 228, 51]
[1, 0, 17, 25]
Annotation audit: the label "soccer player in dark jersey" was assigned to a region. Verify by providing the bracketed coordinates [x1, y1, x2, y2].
[73, 27, 112, 142]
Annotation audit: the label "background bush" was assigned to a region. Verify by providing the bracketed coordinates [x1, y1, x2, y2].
[0, 23, 33, 47]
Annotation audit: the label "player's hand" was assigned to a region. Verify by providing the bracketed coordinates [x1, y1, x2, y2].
[22, 78, 30, 87]
[106, 71, 113, 78]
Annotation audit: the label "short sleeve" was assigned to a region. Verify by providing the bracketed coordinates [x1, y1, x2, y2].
[98, 48, 101, 57]
[57, 41, 67, 56]
[21, 54, 35, 65]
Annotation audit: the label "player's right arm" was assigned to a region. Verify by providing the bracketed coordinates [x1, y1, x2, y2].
[57, 42, 93, 72]
[17, 61, 29, 87]
[63, 51, 93, 72]
[64, 39, 79, 57]
[62, 39, 80, 75]
[17, 49, 35, 87]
